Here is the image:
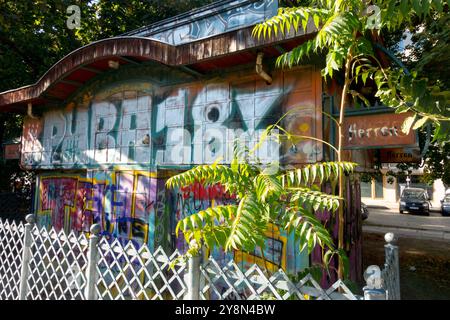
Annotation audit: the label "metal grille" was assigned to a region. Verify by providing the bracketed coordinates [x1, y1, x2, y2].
[25, 227, 89, 300]
[200, 257, 359, 300]
[0, 219, 24, 300]
[95, 239, 187, 300]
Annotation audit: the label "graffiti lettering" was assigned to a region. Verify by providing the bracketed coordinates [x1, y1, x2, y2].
[22, 68, 322, 169]
[37, 171, 156, 248]
[128, 0, 278, 46]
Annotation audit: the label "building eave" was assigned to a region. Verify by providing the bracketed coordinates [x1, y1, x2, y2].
[0, 22, 317, 113]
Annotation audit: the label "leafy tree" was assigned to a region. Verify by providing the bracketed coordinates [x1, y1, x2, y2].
[166, 137, 357, 275]
[90, 0, 215, 37]
[422, 139, 450, 187]
[0, 0, 213, 192]
[384, 11, 450, 188]
[253, 0, 448, 278]
[400, 11, 450, 90]
[0, 0, 214, 92]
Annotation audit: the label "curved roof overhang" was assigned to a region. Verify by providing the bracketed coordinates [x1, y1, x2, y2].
[0, 24, 318, 113]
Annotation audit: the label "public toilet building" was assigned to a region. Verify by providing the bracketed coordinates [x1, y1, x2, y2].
[0, 0, 419, 282]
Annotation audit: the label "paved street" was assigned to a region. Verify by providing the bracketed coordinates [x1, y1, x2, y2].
[363, 205, 450, 241]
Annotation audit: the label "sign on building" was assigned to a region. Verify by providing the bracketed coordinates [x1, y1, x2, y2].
[343, 112, 417, 149]
[380, 147, 421, 163]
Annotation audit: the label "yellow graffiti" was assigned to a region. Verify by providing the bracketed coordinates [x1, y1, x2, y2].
[233, 223, 287, 273]
[37, 169, 157, 244]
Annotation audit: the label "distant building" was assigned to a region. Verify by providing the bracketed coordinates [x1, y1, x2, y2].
[362, 163, 446, 209]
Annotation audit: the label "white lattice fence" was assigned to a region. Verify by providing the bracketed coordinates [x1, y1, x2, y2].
[0, 219, 24, 300]
[95, 238, 187, 300]
[200, 257, 359, 300]
[0, 215, 398, 300]
[25, 226, 89, 300]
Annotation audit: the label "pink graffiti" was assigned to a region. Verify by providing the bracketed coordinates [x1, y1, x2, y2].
[38, 174, 156, 247]
[180, 182, 236, 201]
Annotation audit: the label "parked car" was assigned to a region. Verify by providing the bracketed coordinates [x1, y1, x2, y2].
[399, 187, 430, 215]
[441, 195, 450, 216]
[361, 202, 369, 220]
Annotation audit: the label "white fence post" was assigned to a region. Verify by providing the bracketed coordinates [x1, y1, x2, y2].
[184, 250, 201, 300]
[362, 232, 402, 300]
[384, 232, 400, 300]
[183, 240, 202, 300]
[19, 214, 35, 300]
[84, 224, 101, 300]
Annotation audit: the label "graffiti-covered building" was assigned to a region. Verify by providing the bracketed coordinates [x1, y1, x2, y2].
[0, 0, 419, 282]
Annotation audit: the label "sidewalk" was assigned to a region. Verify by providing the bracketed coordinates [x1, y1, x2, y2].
[362, 199, 398, 210]
[364, 225, 450, 241]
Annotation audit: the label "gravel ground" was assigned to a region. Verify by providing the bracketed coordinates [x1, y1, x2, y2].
[362, 232, 450, 300]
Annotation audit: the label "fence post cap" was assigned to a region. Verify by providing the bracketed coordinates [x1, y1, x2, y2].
[384, 232, 396, 244]
[25, 214, 35, 224]
[90, 224, 101, 235]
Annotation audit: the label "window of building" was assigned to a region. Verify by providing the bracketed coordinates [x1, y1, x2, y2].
[374, 175, 384, 198]
[361, 181, 372, 198]
[361, 175, 384, 199]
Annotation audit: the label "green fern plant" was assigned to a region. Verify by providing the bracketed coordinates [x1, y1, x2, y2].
[166, 128, 357, 275]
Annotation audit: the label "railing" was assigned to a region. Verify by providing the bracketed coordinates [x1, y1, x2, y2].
[0, 215, 399, 300]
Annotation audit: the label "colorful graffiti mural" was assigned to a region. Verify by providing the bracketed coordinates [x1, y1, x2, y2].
[165, 179, 308, 275]
[29, 66, 322, 275]
[35, 169, 309, 275]
[36, 171, 157, 249]
[22, 67, 323, 170]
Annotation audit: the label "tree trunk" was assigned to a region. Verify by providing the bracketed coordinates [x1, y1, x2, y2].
[337, 52, 353, 280]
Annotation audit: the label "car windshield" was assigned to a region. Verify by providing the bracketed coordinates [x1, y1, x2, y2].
[444, 196, 450, 202]
[402, 190, 426, 200]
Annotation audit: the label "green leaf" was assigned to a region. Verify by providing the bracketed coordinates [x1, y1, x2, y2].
[413, 116, 429, 130]
[313, 14, 320, 29]
[361, 72, 369, 85]
[400, 0, 409, 18]
[412, 0, 423, 16]
[432, 0, 444, 12]
[402, 115, 417, 135]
